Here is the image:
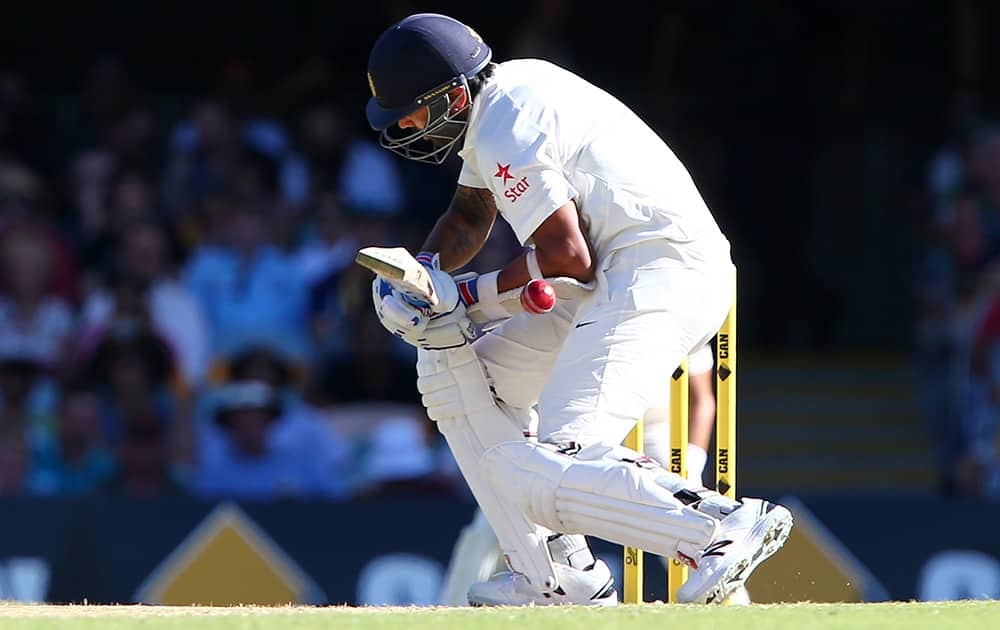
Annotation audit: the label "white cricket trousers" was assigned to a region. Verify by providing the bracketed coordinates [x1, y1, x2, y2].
[472, 238, 735, 448]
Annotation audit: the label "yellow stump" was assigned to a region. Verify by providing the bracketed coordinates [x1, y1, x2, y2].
[716, 284, 737, 500]
[623, 421, 643, 604]
[667, 360, 689, 602]
[624, 271, 736, 605]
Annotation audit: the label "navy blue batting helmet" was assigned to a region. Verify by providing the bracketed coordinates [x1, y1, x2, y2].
[366, 13, 492, 164]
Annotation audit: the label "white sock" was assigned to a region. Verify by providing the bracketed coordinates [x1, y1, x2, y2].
[640, 412, 670, 468]
[643, 436, 670, 470]
[686, 443, 708, 485]
[546, 533, 595, 570]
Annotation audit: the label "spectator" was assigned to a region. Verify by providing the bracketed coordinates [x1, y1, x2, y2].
[293, 192, 357, 287]
[86, 316, 177, 448]
[926, 90, 984, 233]
[0, 333, 58, 494]
[26, 385, 115, 496]
[293, 101, 407, 217]
[160, 98, 244, 221]
[80, 221, 210, 388]
[165, 96, 308, 213]
[105, 408, 186, 497]
[227, 345, 296, 387]
[66, 148, 117, 279]
[107, 168, 159, 232]
[106, 107, 159, 174]
[194, 380, 351, 501]
[184, 200, 311, 365]
[0, 223, 75, 375]
[917, 123, 1000, 496]
[296, 104, 348, 201]
[355, 416, 461, 500]
[337, 139, 405, 219]
[292, 193, 365, 362]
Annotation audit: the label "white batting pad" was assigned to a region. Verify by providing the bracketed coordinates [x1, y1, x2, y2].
[482, 441, 718, 559]
[417, 348, 560, 591]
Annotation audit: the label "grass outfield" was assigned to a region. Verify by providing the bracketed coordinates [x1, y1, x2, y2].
[1, 602, 999, 630]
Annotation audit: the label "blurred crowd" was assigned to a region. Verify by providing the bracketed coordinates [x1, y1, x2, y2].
[918, 92, 1000, 500]
[3, 1, 995, 505]
[0, 53, 532, 503]
[0, 0, 590, 505]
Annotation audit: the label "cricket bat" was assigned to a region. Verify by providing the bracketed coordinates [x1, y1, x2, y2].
[356, 246, 440, 308]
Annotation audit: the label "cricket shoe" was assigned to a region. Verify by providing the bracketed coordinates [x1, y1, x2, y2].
[467, 559, 617, 607]
[723, 585, 753, 606]
[677, 498, 793, 604]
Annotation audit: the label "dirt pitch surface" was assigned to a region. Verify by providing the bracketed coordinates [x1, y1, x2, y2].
[1, 601, 998, 629]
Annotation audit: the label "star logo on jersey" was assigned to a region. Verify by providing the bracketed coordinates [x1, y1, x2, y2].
[494, 162, 514, 185]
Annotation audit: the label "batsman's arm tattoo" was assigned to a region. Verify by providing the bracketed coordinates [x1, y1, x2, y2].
[422, 185, 498, 271]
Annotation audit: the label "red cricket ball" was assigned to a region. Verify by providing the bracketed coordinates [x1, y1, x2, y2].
[521, 279, 556, 314]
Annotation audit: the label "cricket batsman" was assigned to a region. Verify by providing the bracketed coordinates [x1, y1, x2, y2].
[364, 13, 793, 605]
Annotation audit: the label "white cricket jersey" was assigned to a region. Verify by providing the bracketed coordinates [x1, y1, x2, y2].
[458, 59, 729, 263]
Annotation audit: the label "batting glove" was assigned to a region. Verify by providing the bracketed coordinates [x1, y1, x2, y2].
[411, 252, 461, 315]
[373, 276, 479, 350]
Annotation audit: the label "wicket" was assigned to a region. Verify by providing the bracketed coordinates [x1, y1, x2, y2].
[623, 286, 737, 604]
